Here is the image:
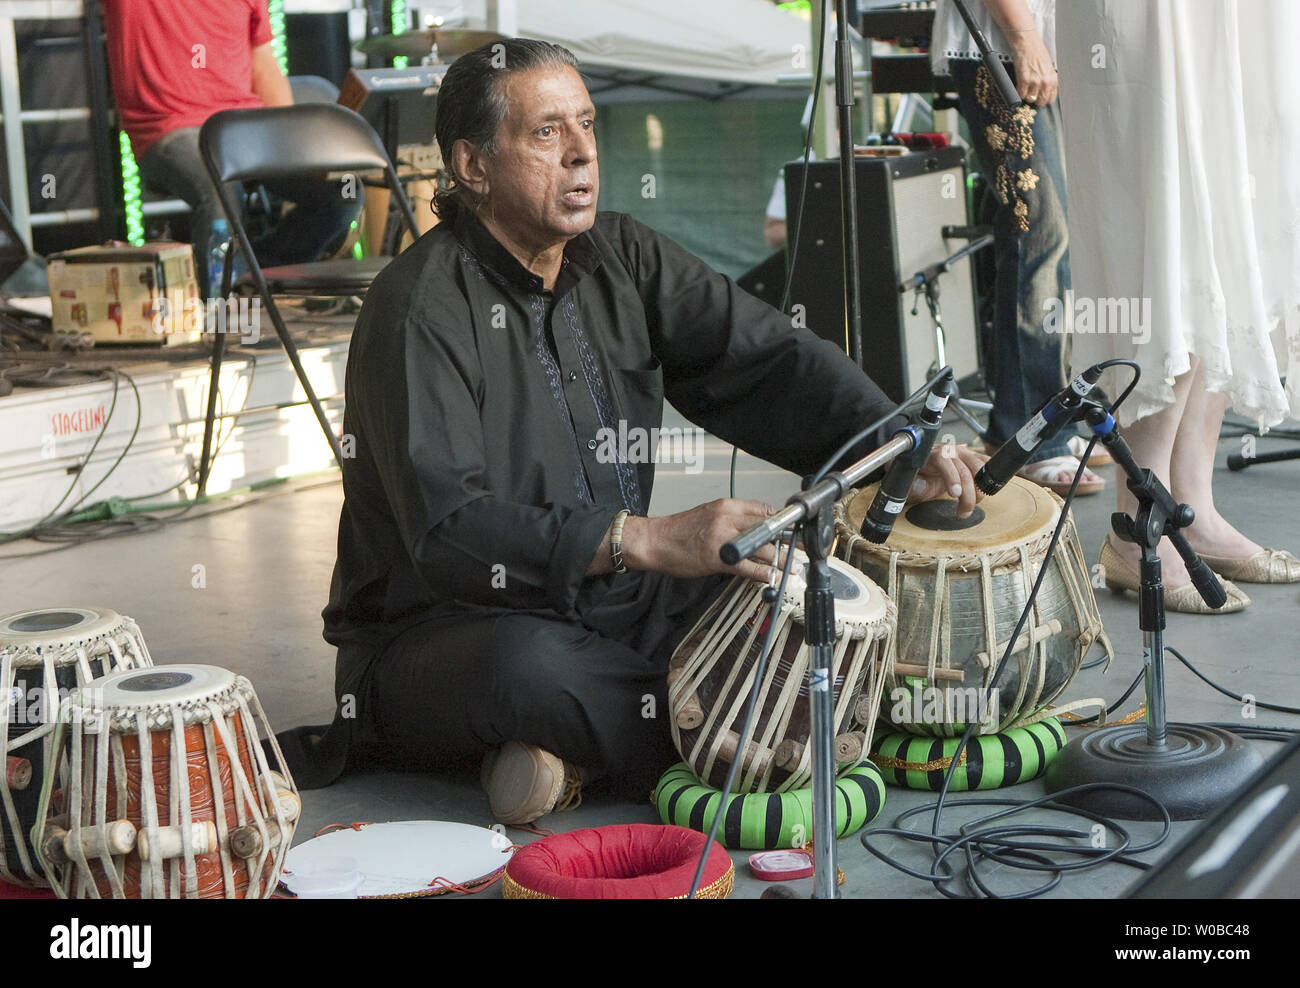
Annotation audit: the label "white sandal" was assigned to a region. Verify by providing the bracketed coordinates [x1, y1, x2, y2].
[1017, 455, 1106, 496]
[1067, 434, 1114, 467]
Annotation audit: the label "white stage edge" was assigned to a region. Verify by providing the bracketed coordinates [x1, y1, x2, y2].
[0, 342, 347, 531]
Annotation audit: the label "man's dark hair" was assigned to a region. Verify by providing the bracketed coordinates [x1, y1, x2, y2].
[432, 39, 580, 222]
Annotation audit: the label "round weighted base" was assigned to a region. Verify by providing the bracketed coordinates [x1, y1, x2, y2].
[1045, 723, 1264, 821]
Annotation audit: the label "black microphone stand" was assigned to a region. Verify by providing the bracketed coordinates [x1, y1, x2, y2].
[1045, 403, 1263, 819]
[722, 434, 925, 897]
[900, 233, 995, 437]
[832, 0, 863, 366]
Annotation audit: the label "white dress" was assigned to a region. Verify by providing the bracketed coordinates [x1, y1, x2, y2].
[1056, 0, 1300, 427]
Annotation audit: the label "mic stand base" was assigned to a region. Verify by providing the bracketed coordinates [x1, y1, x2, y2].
[1045, 410, 1263, 819]
[1045, 722, 1262, 821]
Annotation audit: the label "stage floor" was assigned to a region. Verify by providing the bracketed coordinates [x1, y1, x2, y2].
[4, 405, 1298, 900]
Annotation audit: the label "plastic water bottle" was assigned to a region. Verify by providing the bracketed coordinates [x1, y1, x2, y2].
[207, 218, 231, 299]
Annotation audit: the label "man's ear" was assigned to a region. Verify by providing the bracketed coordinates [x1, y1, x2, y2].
[451, 138, 489, 199]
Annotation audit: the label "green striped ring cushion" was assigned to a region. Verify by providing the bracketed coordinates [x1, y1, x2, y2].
[653, 761, 886, 850]
[871, 717, 1067, 791]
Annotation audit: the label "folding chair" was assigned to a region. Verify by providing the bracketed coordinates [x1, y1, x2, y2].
[195, 102, 419, 495]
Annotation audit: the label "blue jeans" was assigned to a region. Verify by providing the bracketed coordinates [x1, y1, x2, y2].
[139, 126, 361, 299]
[949, 60, 1072, 462]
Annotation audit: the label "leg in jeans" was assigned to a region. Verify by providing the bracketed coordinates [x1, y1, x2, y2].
[137, 127, 235, 299]
[950, 60, 1073, 463]
[139, 127, 362, 294]
[255, 172, 362, 267]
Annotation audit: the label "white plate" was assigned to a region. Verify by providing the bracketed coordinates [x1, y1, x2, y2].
[281, 821, 513, 898]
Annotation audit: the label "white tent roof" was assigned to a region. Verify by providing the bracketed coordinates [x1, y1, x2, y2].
[514, 0, 813, 89]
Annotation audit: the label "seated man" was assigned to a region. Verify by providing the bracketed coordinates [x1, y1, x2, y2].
[298, 39, 985, 825]
[102, 0, 360, 297]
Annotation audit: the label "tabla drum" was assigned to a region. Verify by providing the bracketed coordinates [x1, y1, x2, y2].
[668, 557, 896, 794]
[0, 606, 153, 885]
[36, 664, 299, 899]
[835, 477, 1112, 737]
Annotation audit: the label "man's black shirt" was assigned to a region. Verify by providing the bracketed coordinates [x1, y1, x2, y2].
[322, 209, 900, 710]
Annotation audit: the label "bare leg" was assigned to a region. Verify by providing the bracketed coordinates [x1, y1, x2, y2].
[1105, 359, 1197, 586]
[1170, 360, 1264, 560]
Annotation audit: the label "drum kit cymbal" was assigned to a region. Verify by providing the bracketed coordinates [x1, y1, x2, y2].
[355, 28, 505, 65]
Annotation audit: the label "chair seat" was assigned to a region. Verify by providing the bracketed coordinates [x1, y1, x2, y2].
[247, 256, 392, 296]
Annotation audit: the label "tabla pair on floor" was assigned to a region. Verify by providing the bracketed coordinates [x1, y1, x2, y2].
[667, 476, 1113, 795]
[0, 606, 298, 897]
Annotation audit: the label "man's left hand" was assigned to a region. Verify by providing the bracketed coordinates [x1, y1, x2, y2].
[908, 443, 988, 519]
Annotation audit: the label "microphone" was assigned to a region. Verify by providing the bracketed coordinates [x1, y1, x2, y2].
[859, 371, 954, 543]
[975, 366, 1105, 495]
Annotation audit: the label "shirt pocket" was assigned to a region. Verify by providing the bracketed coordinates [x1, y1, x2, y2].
[614, 360, 665, 429]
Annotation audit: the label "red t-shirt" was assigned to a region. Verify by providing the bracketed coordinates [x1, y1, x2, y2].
[103, 0, 274, 158]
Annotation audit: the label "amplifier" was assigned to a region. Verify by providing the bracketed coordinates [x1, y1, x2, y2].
[784, 146, 982, 403]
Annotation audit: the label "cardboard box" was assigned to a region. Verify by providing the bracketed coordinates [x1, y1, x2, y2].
[47, 242, 203, 345]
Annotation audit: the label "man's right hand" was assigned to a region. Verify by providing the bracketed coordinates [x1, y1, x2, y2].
[618, 499, 804, 585]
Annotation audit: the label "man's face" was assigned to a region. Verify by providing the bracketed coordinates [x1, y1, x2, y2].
[479, 66, 598, 257]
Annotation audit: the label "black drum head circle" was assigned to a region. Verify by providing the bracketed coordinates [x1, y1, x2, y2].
[828, 568, 862, 601]
[118, 670, 195, 693]
[904, 500, 986, 532]
[6, 610, 89, 634]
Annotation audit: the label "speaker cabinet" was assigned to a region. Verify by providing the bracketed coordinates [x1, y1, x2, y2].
[784, 147, 982, 403]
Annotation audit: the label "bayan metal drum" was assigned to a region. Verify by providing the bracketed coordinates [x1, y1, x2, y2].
[836, 477, 1111, 737]
[36, 664, 298, 899]
[668, 557, 895, 793]
[0, 606, 153, 885]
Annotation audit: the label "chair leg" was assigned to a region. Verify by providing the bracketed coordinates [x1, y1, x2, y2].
[260, 291, 344, 465]
[197, 329, 228, 497]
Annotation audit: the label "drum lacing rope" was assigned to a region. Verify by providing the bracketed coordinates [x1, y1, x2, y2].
[839, 488, 1110, 739]
[672, 571, 890, 794]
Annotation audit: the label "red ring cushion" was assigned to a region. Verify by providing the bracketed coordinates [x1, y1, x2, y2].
[503, 824, 734, 899]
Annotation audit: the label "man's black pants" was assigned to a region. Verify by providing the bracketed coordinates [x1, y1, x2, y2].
[365, 572, 729, 797]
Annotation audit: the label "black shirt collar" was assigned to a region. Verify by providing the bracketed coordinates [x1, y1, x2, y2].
[452, 207, 603, 296]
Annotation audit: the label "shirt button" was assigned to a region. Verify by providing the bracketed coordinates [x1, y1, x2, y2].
[568, 371, 577, 382]
[587, 439, 597, 450]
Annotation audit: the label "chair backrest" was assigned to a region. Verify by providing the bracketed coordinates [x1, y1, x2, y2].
[287, 74, 340, 105]
[199, 103, 394, 184]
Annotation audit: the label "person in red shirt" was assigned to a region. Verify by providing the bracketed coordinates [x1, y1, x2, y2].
[102, 0, 359, 297]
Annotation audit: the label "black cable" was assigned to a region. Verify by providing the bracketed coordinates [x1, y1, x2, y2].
[809, 366, 953, 487]
[1065, 668, 1145, 726]
[1166, 645, 1300, 715]
[0, 366, 129, 543]
[859, 362, 1149, 897]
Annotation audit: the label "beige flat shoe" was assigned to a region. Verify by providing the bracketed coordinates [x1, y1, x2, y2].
[1098, 538, 1250, 614]
[481, 741, 582, 826]
[1194, 547, 1300, 584]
